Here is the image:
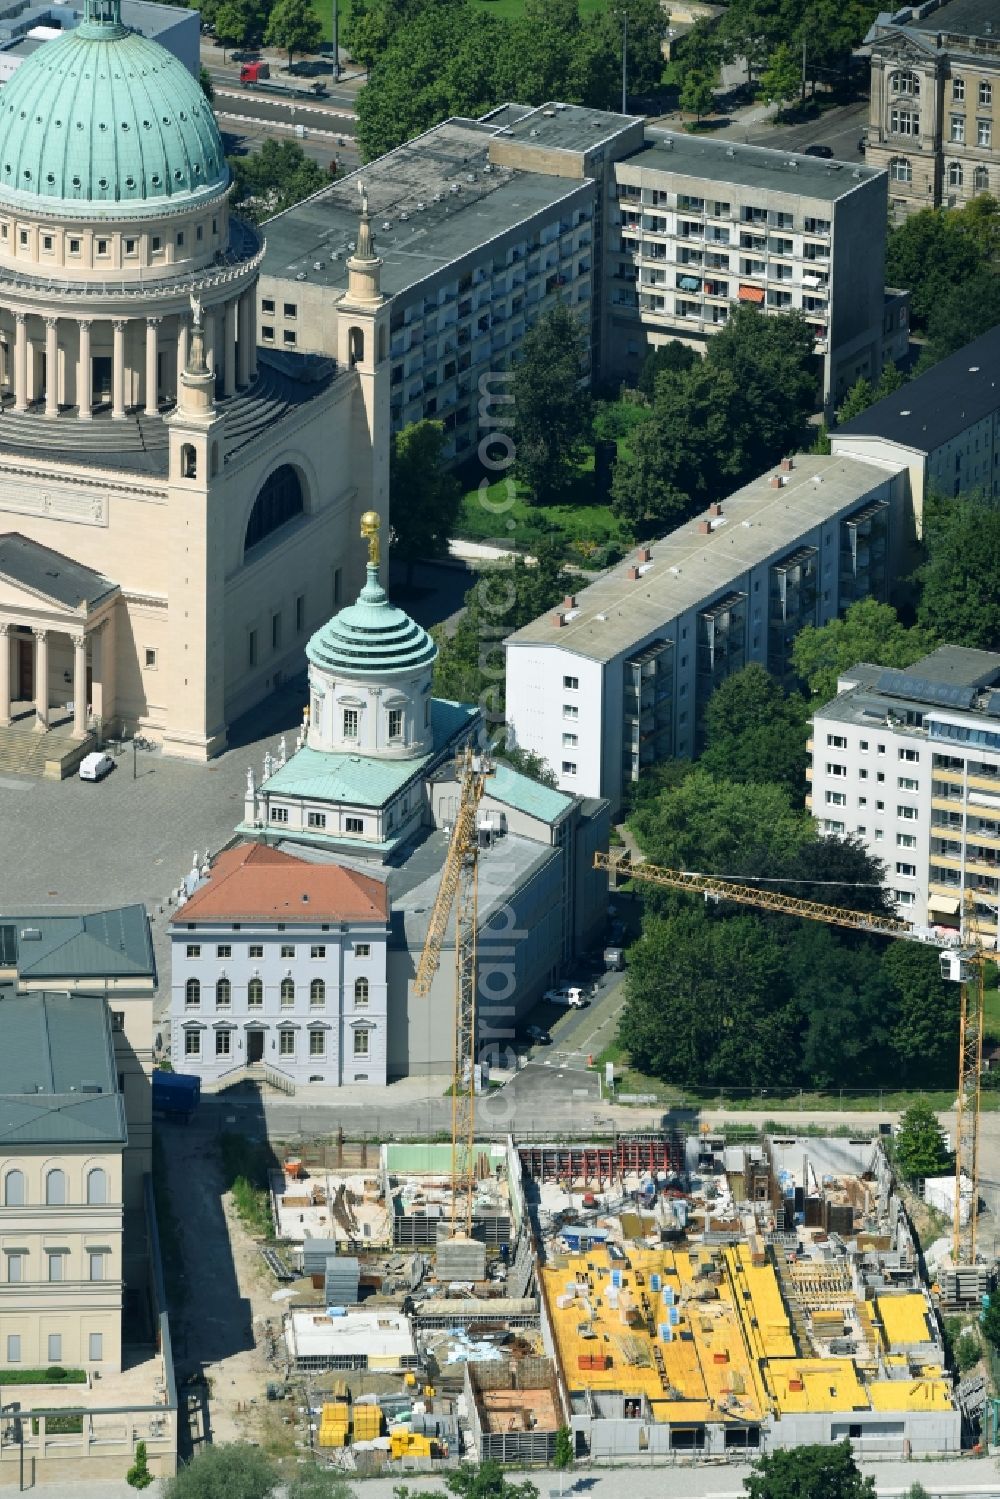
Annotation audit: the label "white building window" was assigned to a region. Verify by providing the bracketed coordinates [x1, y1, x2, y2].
[248, 978, 263, 1008]
[897, 833, 917, 848]
[310, 945, 326, 959]
[355, 977, 369, 1006]
[896, 862, 917, 877]
[309, 1030, 326, 1057]
[310, 979, 326, 1007]
[216, 1030, 231, 1057]
[4, 1169, 24, 1206]
[185, 1030, 201, 1057]
[949, 160, 965, 187]
[216, 944, 232, 959]
[953, 76, 966, 100]
[979, 119, 992, 147]
[890, 69, 920, 95]
[7, 1335, 20, 1362]
[46, 1169, 66, 1206]
[6, 1252, 24, 1283]
[899, 748, 919, 762]
[826, 763, 847, 777]
[280, 978, 295, 1007]
[889, 157, 912, 183]
[896, 889, 916, 906]
[563, 675, 579, 690]
[353, 1029, 370, 1058]
[186, 944, 200, 958]
[216, 977, 231, 1007]
[249, 944, 264, 958]
[563, 704, 579, 720]
[562, 761, 577, 775]
[825, 791, 847, 806]
[343, 708, 359, 739]
[345, 816, 363, 834]
[898, 777, 919, 792]
[563, 732, 578, 747]
[898, 804, 918, 820]
[88, 1251, 107, 1282]
[279, 1030, 295, 1057]
[975, 165, 990, 193]
[307, 810, 327, 829]
[826, 734, 847, 748]
[890, 108, 919, 135]
[356, 943, 371, 957]
[270, 806, 289, 825]
[86, 1168, 108, 1205]
[951, 116, 965, 144]
[980, 80, 992, 105]
[47, 1334, 62, 1362]
[185, 978, 200, 1007]
[388, 708, 403, 740]
[47, 1253, 65, 1283]
[89, 1332, 103, 1361]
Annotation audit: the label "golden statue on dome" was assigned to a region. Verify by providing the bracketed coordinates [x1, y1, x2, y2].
[361, 510, 380, 566]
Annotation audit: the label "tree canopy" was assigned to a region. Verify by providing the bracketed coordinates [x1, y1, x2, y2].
[612, 306, 818, 528]
[790, 599, 938, 703]
[699, 664, 810, 798]
[389, 421, 462, 580]
[745, 1440, 877, 1499]
[511, 304, 593, 502]
[228, 139, 327, 222]
[917, 496, 1000, 650]
[886, 196, 1000, 331]
[264, 0, 323, 64]
[893, 1099, 952, 1184]
[162, 1444, 279, 1499]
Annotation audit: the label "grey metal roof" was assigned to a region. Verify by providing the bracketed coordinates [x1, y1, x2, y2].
[834, 325, 1000, 454]
[0, 533, 117, 611]
[0, 991, 126, 1145]
[14, 904, 155, 982]
[901, 644, 1000, 689]
[490, 100, 637, 154]
[911, 0, 1000, 38]
[626, 133, 884, 204]
[506, 454, 898, 665]
[261, 117, 592, 297]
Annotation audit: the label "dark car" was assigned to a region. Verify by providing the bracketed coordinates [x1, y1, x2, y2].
[525, 1024, 552, 1046]
[803, 144, 834, 159]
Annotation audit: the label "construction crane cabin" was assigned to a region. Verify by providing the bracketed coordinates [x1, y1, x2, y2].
[595, 849, 993, 1277]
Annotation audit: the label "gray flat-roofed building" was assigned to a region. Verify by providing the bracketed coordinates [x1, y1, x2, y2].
[807, 644, 1000, 940]
[261, 103, 891, 456]
[505, 452, 907, 812]
[0, 0, 199, 79]
[832, 324, 1000, 537]
[609, 133, 888, 406]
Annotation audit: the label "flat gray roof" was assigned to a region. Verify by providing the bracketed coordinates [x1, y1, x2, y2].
[817, 647, 1000, 731]
[261, 118, 589, 297]
[506, 453, 898, 664]
[626, 133, 884, 204]
[490, 100, 638, 154]
[0, 992, 125, 1146]
[902, 644, 1000, 688]
[14, 905, 156, 982]
[911, 0, 1000, 38]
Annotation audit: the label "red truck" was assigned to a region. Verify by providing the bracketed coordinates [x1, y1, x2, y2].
[240, 60, 270, 84]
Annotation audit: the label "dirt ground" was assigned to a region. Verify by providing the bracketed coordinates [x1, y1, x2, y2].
[161, 1122, 290, 1450]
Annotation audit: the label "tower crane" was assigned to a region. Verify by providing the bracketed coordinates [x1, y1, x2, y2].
[594, 849, 994, 1269]
[415, 746, 493, 1237]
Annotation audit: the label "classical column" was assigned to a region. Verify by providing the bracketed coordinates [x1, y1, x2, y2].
[44, 317, 59, 417]
[71, 632, 88, 740]
[13, 312, 27, 413]
[237, 295, 250, 387]
[248, 294, 258, 381]
[77, 320, 92, 420]
[145, 317, 161, 416]
[0, 623, 10, 727]
[176, 317, 189, 395]
[33, 628, 48, 730]
[204, 310, 216, 375]
[223, 299, 237, 398]
[112, 318, 126, 420]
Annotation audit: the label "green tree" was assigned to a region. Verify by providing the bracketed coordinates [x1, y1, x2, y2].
[679, 69, 715, 120]
[791, 598, 937, 703]
[264, 0, 323, 65]
[874, 360, 905, 400]
[636, 339, 697, 399]
[745, 1439, 877, 1499]
[893, 1099, 951, 1184]
[553, 1426, 573, 1469]
[706, 304, 817, 466]
[214, 0, 252, 55]
[497, 740, 558, 787]
[630, 765, 812, 873]
[699, 664, 810, 798]
[199, 64, 216, 102]
[620, 905, 797, 1086]
[759, 40, 801, 110]
[921, 269, 1000, 366]
[286, 1471, 356, 1499]
[886, 200, 996, 328]
[836, 376, 875, 426]
[918, 496, 1000, 649]
[389, 420, 462, 582]
[444, 1463, 539, 1499]
[882, 942, 958, 1088]
[719, 0, 790, 83]
[512, 304, 593, 502]
[228, 138, 327, 221]
[811, 421, 831, 454]
[955, 1328, 981, 1372]
[127, 1439, 154, 1490]
[162, 1444, 278, 1499]
[595, 0, 670, 96]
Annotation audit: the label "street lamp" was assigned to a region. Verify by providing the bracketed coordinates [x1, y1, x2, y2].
[332, 0, 340, 83]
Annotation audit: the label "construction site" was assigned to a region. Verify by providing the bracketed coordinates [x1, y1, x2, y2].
[242, 1128, 989, 1475]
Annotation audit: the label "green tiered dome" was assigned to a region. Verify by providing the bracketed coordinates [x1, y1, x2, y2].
[306, 561, 438, 679]
[0, 0, 228, 215]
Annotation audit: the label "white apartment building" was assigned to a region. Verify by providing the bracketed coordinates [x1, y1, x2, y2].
[505, 452, 906, 813]
[608, 134, 888, 407]
[808, 645, 1000, 941]
[169, 844, 390, 1089]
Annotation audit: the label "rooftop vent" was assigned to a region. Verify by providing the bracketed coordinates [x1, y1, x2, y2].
[698, 519, 712, 534]
[899, 408, 911, 416]
[313, 260, 324, 271]
[296, 271, 307, 281]
[552, 611, 566, 627]
[416, 201, 425, 211]
[529, 128, 538, 137]
[627, 565, 641, 580]
[483, 164, 493, 174]
[780, 457, 794, 473]
[382, 221, 392, 230]
[542, 108, 556, 117]
[399, 211, 409, 221]
[970, 365, 980, 372]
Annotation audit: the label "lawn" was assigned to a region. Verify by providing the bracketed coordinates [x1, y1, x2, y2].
[984, 979, 1000, 1041]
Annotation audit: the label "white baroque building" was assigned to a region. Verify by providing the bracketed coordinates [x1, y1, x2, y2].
[0, 0, 388, 765]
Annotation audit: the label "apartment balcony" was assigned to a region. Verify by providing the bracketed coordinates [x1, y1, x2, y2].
[805, 793, 813, 809]
[805, 766, 814, 782]
[934, 765, 1000, 792]
[806, 738, 814, 753]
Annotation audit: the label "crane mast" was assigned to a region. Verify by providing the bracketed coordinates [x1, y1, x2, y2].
[595, 849, 993, 1269]
[415, 747, 491, 1236]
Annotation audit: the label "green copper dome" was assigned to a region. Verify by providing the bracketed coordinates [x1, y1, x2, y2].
[307, 562, 438, 679]
[0, 0, 228, 216]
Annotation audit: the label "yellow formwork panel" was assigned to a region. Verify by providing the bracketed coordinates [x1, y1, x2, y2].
[875, 1294, 931, 1350]
[869, 1378, 954, 1412]
[768, 1359, 868, 1414]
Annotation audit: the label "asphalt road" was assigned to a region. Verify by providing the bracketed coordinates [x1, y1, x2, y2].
[741, 98, 870, 161]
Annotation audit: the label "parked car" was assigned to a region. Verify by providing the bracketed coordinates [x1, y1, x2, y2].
[858, 134, 867, 154]
[79, 751, 115, 781]
[525, 1025, 552, 1045]
[544, 985, 586, 1008]
[804, 143, 833, 158]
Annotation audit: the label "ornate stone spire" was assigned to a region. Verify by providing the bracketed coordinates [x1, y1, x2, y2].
[342, 182, 384, 310]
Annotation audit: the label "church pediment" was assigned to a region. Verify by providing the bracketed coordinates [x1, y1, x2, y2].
[0, 533, 118, 618]
[0, 572, 87, 616]
[870, 24, 940, 60]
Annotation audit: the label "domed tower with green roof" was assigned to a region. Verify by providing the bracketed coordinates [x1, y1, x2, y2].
[305, 512, 438, 760]
[0, 0, 262, 420]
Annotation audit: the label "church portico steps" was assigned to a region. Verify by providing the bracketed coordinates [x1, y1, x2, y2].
[0, 718, 94, 778]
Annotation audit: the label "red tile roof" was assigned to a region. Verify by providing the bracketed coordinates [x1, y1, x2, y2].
[171, 844, 389, 924]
